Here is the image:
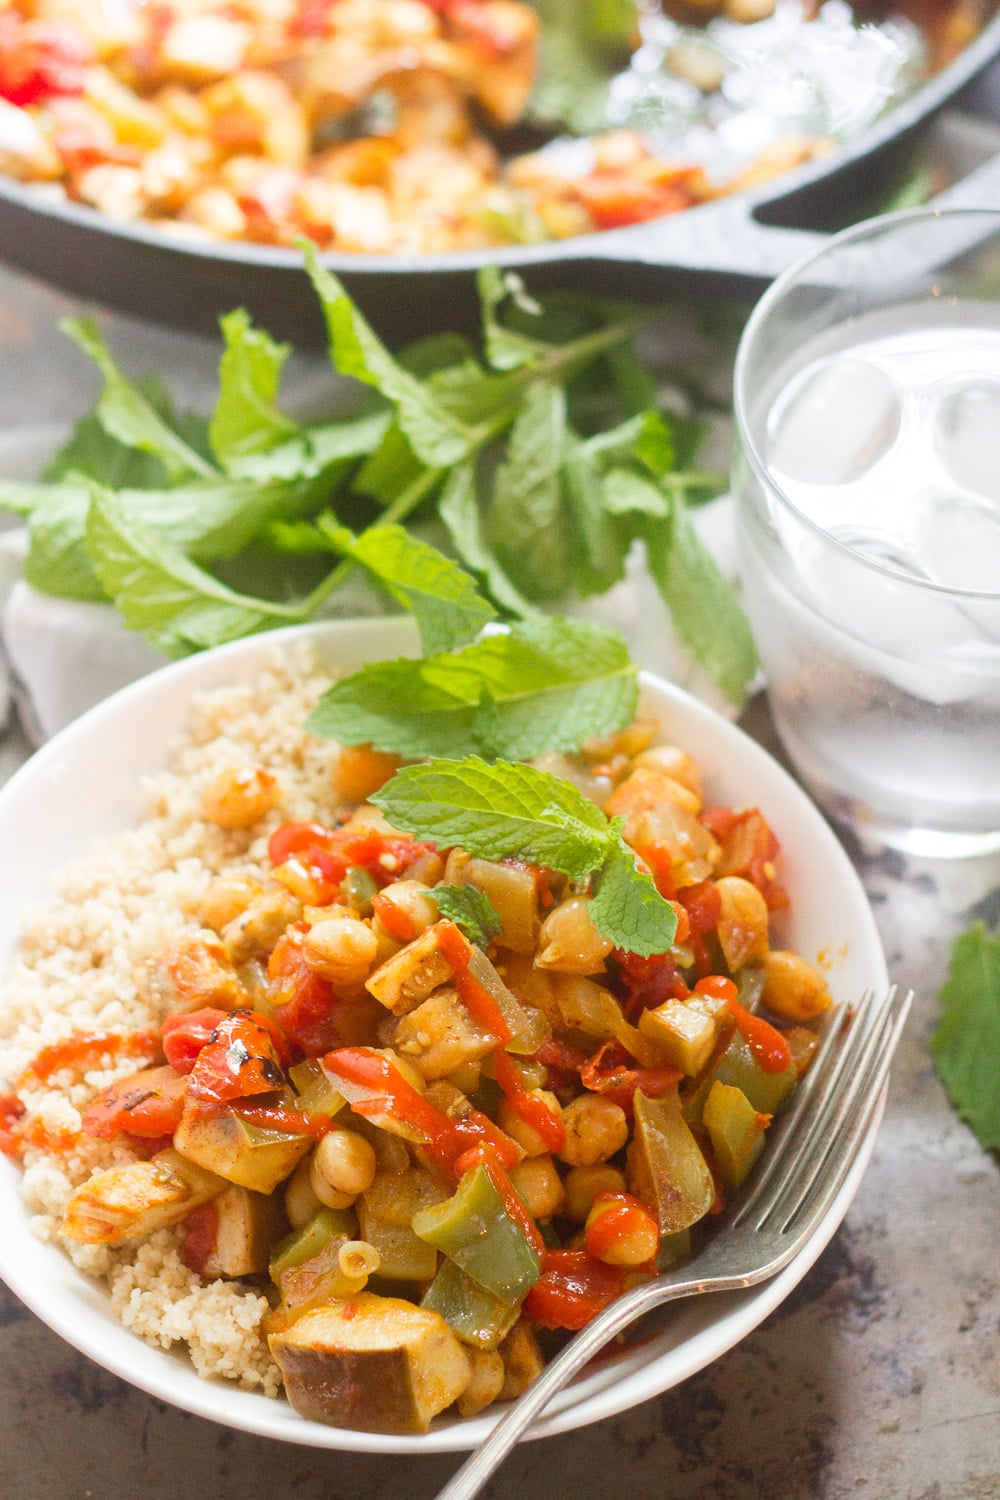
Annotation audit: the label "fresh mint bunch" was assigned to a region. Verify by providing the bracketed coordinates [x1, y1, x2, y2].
[0, 257, 755, 704]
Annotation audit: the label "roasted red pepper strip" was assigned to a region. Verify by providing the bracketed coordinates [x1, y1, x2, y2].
[187, 1011, 288, 1106]
[81, 1065, 188, 1140]
[525, 1249, 627, 1330]
[322, 1047, 520, 1176]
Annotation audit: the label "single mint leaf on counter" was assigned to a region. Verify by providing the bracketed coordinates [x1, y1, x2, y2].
[61, 319, 216, 482]
[85, 487, 304, 656]
[644, 496, 758, 709]
[437, 463, 537, 620]
[432, 885, 503, 949]
[301, 242, 475, 468]
[590, 829, 678, 957]
[307, 617, 638, 761]
[931, 923, 1000, 1152]
[208, 308, 299, 469]
[372, 757, 610, 882]
[490, 381, 569, 602]
[322, 521, 496, 656]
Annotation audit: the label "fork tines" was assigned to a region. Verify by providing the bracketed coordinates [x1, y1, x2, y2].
[730, 985, 913, 1236]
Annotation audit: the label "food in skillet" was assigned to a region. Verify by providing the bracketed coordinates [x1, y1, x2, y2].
[0, 647, 833, 1434]
[0, 0, 989, 251]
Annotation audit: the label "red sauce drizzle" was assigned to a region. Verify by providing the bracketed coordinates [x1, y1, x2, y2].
[19, 1030, 158, 1086]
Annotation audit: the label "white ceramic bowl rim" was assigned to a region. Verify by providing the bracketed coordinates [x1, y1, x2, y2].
[0, 617, 888, 1453]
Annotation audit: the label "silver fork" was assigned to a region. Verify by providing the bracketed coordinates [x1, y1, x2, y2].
[435, 984, 912, 1500]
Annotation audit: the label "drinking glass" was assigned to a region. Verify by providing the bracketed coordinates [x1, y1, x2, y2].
[733, 208, 1000, 858]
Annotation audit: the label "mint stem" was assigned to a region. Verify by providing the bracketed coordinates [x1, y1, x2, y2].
[300, 465, 444, 616]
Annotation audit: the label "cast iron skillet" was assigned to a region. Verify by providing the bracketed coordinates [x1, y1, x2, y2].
[1, 10, 1000, 344]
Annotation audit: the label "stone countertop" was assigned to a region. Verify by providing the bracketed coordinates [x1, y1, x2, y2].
[2, 98, 1000, 1493]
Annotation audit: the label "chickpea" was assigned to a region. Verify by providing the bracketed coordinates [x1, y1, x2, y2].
[200, 764, 278, 829]
[222, 886, 301, 965]
[585, 1191, 659, 1268]
[535, 897, 613, 974]
[762, 951, 833, 1022]
[498, 1091, 563, 1157]
[284, 1155, 322, 1228]
[557, 1095, 628, 1167]
[198, 874, 261, 934]
[303, 917, 379, 988]
[332, 744, 403, 805]
[310, 1127, 377, 1206]
[715, 876, 770, 971]
[632, 743, 702, 799]
[509, 1156, 565, 1221]
[563, 1163, 628, 1222]
[376, 880, 439, 938]
[456, 1348, 505, 1419]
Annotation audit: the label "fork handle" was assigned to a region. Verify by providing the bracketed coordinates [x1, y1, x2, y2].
[433, 1271, 711, 1500]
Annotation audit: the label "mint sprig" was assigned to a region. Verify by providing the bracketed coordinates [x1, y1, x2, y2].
[307, 614, 638, 761]
[432, 885, 503, 950]
[372, 757, 677, 956]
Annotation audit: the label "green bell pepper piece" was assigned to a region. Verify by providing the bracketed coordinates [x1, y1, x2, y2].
[269, 1206, 357, 1282]
[412, 1165, 541, 1302]
[703, 1081, 767, 1191]
[685, 1031, 797, 1126]
[421, 1259, 521, 1349]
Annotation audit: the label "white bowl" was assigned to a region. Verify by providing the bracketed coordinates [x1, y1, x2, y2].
[0, 616, 888, 1453]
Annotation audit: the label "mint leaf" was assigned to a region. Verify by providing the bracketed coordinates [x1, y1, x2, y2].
[24, 485, 104, 602]
[372, 757, 609, 881]
[301, 242, 474, 467]
[601, 466, 669, 518]
[931, 923, 1000, 1151]
[209, 308, 298, 468]
[0, 480, 48, 516]
[644, 497, 758, 708]
[123, 478, 318, 562]
[307, 617, 638, 760]
[224, 412, 389, 484]
[590, 830, 677, 956]
[61, 319, 215, 482]
[432, 885, 503, 949]
[85, 487, 303, 655]
[562, 441, 631, 598]
[490, 382, 569, 602]
[355, 420, 425, 504]
[437, 463, 536, 619]
[477, 266, 546, 372]
[43, 396, 177, 489]
[322, 521, 496, 655]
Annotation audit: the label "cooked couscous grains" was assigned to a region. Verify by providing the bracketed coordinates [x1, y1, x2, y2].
[0, 645, 340, 1395]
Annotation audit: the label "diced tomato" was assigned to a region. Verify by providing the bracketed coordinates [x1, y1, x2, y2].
[268, 928, 339, 1056]
[268, 821, 337, 867]
[615, 950, 689, 1019]
[532, 1037, 588, 1089]
[161, 1008, 229, 1075]
[525, 1249, 627, 1330]
[187, 1011, 288, 1107]
[701, 806, 789, 910]
[267, 822, 433, 905]
[0, 15, 92, 108]
[81, 1065, 188, 1140]
[678, 879, 722, 935]
[180, 1200, 219, 1276]
[577, 173, 691, 231]
[579, 1040, 681, 1113]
